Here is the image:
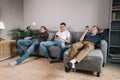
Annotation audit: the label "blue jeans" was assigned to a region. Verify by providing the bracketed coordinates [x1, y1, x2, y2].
[40, 40, 65, 60]
[16, 39, 39, 64]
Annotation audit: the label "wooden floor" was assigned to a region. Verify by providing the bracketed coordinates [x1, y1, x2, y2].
[0, 56, 120, 80]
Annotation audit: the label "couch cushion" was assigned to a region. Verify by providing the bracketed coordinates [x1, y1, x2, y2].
[69, 31, 76, 43]
[75, 32, 82, 42]
[47, 32, 55, 41]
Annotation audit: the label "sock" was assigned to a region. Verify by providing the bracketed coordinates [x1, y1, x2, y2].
[70, 59, 76, 68]
[9, 61, 17, 67]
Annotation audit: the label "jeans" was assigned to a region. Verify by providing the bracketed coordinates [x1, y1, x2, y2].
[69, 41, 94, 63]
[40, 40, 65, 60]
[16, 39, 39, 64]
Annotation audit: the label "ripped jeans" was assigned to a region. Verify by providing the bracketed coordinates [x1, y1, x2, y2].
[16, 39, 39, 64]
[40, 40, 65, 60]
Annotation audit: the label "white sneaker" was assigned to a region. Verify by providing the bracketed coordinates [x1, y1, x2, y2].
[9, 61, 17, 67]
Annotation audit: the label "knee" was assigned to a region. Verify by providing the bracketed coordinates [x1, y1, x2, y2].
[32, 42, 39, 47]
[71, 44, 77, 49]
[17, 40, 22, 45]
[57, 42, 65, 49]
[56, 42, 62, 46]
[64, 49, 70, 56]
[33, 42, 39, 45]
[40, 42, 45, 47]
[87, 44, 95, 50]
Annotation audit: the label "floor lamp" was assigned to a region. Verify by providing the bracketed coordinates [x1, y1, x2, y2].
[0, 21, 5, 41]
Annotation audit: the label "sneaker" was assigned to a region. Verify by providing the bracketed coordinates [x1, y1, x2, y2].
[65, 67, 70, 73]
[48, 58, 54, 63]
[67, 62, 77, 72]
[9, 61, 17, 67]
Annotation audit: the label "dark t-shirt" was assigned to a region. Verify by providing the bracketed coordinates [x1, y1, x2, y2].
[84, 29, 109, 44]
[29, 30, 49, 42]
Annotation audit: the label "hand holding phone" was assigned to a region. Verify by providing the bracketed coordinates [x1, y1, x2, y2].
[32, 22, 36, 26]
[30, 22, 36, 30]
[56, 35, 59, 37]
[84, 26, 89, 33]
[86, 26, 89, 28]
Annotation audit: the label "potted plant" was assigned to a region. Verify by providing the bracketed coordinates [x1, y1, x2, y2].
[8, 26, 30, 40]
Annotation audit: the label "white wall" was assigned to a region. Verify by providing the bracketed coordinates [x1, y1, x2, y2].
[24, 0, 110, 31]
[0, 0, 23, 39]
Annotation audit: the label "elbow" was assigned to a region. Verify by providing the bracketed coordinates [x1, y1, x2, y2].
[66, 40, 70, 44]
[67, 41, 70, 44]
[68, 41, 70, 44]
[80, 39, 83, 42]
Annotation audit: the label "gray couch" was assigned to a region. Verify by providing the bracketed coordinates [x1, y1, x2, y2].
[63, 32, 107, 77]
[30, 31, 107, 77]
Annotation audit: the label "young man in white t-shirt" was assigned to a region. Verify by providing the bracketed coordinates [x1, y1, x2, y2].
[40, 22, 70, 63]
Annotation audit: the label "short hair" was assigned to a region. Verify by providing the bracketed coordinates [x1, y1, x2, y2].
[40, 26, 47, 30]
[93, 25, 100, 33]
[60, 22, 66, 26]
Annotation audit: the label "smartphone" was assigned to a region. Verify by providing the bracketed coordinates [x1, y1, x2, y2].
[32, 22, 36, 26]
[86, 26, 89, 28]
[56, 35, 59, 37]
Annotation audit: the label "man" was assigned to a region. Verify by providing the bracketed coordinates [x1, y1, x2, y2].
[9, 24, 48, 67]
[67, 26, 108, 72]
[40, 22, 70, 63]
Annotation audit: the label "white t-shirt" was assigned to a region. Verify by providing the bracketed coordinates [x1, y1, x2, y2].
[56, 30, 70, 42]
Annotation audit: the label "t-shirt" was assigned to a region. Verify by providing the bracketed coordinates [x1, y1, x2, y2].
[84, 29, 109, 44]
[56, 30, 70, 42]
[30, 30, 49, 42]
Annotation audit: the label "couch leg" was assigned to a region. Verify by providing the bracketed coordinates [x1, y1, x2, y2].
[97, 72, 100, 77]
[65, 67, 70, 73]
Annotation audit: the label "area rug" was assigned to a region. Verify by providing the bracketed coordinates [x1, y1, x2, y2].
[0, 57, 120, 80]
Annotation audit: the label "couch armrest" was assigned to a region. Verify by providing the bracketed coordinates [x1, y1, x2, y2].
[63, 48, 71, 68]
[100, 40, 107, 65]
